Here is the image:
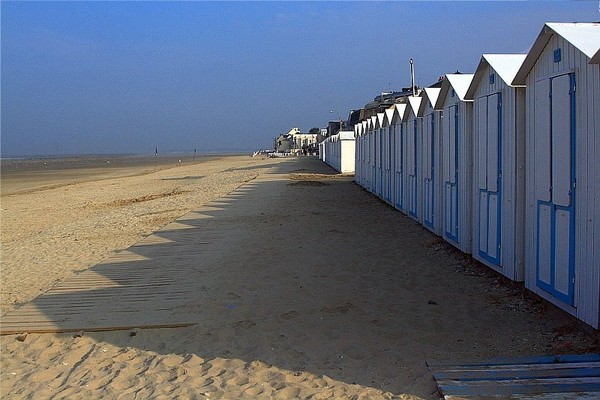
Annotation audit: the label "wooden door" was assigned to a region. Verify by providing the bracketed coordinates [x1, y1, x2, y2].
[534, 73, 576, 306]
[444, 105, 459, 242]
[477, 93, 502, 265]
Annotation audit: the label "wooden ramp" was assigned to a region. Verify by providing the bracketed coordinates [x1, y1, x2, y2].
[0, 198, 251, 335]
[427, 354, 600, 399]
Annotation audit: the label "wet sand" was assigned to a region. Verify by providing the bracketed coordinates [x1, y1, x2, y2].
[1, 156, 598, 399]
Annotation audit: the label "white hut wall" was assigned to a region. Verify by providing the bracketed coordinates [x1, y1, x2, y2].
[406, 112, 423, 222]
[386, 122, 396, 206]
[441, 95, 473, 254]
[524, 32, 600, 328]
[471, 63, 526, 281]
[422, 106, 443, 236]
[393, 120, 405, 212]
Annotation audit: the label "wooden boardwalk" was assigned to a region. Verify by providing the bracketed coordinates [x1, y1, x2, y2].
[428, 354, 600, 399]
[0, 182, 268, 335]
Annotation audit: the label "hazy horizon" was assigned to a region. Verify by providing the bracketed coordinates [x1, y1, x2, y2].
[2, 1, 598, 157]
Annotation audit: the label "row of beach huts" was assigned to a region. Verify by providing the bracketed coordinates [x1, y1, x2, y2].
[319, 22, 600, 329]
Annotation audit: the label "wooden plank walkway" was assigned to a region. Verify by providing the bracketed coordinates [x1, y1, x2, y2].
[427, 354, 600, 399]
[0, 182, 266, 335]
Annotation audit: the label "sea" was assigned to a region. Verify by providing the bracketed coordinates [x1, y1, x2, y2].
[0, 152, 245, 195]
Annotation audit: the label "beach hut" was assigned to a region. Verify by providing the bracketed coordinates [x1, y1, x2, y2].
[405, 96, 423, 221]
[465, 54, 527, 281]
[322, 131, 355, 174]
[375, 113, 386, 198]
[418, 87, 443, 235]
[369, 116, 378, 193]
[392, 104, 408, 212]
[354, 123, 363, 186]
[513, 22, 600, 328]
[383, 107, 396, 204]
[360, 120, 369, 187]
[435, 74, 475, 253]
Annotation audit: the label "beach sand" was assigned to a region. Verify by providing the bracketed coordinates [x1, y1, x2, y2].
[1, 155, 598, 399]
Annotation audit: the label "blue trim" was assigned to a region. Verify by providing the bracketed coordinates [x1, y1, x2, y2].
[409, 119, 419, 218]
[444, 105, 460, 243]
[478, 93, 502, 267]
[395, 123, 404, 210]
[424, 113, 436, 229]
[386, 124, 395, 203]
[535, 73, 576, 306]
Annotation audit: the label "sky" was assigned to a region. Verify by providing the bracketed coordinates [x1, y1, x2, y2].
[1, 1, 598, 156]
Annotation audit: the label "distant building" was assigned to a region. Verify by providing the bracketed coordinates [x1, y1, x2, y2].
[274, 127, 318, 154]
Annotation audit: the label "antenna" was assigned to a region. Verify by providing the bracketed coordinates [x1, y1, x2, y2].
[410, 58, 416, 96]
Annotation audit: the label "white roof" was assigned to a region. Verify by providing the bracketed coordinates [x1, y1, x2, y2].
[370, 116, 377, 130]
[376, 112, 385, 128]
[407, 96, 422, 118]
[418, 87, 441, 115]
[514, 22, 600, 84]
[392, 103, 407, 123]
[384, 107, 395, 126]
[435, 74, 475, 109]
[465, 54, 526, 99]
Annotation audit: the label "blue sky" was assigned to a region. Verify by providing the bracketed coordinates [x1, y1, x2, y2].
[1, 1, 597, 156]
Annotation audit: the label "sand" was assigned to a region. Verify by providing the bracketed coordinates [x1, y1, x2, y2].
[1, 155, 598, 399]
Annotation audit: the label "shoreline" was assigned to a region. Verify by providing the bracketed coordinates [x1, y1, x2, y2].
[0, 154, 243, 196]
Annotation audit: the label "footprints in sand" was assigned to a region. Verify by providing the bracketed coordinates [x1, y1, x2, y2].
[281, 311, 298, 320]
[321, 302, 354, 314]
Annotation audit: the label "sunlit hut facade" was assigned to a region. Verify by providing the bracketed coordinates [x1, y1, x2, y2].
[374, 112, 386, 198]
[465, 54, 527, 282]
[391, 103, 408, 212]
[381, 106, 396, 205]
[513, 22, 600, 328]
[404, 96, 423, 222]
[434, 74, 475, 254]
[417, 87, 443, 235]
[321, 130, 355, 174]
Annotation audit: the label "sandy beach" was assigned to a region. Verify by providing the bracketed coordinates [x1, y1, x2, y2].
[1, 155, 599, 399]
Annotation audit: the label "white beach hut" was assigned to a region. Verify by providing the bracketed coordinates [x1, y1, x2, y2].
[435, 74, 475, 253]
[369, 115, 378, 193]
[418, 87, 443, 235]
[383, 107, 396, 204]
[392, 104, 408, 212]
[354, 123, 364, 186]
[465, 54, 527, 281]
[405, 96, 423, 221]
[512, 22, 600, 328]
[375, 112, 386, 198]
[359, 120, 369, 187]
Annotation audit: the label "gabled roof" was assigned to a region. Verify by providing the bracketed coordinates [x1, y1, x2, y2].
[376, 112, 385, 128]
[590, 49, 600, 64]
[418, 87, 441, 115]
[435, 74, 475, 109]
[406, 96, 422, 119]
[370, 116, 377, 130]
[513, 22, 600, 84]
[465, 54, 526, 99]
[384, 107, 395, 126]
[392, 103, 407, 123]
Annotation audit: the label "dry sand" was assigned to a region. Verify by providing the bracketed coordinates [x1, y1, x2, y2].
[1, 155, 599, 399]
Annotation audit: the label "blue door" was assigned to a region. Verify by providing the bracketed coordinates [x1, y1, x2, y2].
[423, 113, 436, 229]
[477, 93, 502, 266]
[408, 119, 419, 218]
[395, 123, 404, 210]
[444, 105, 459, 242]
[534, 73, 576, 306]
